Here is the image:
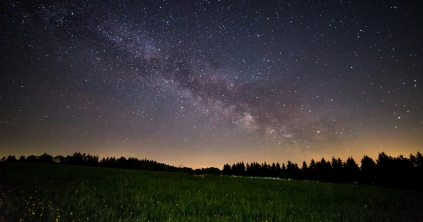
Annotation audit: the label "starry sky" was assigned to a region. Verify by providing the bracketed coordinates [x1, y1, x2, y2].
[1, 0, 422, 169]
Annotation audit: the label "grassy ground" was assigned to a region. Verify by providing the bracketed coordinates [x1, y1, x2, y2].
[1, 163, 422, 221]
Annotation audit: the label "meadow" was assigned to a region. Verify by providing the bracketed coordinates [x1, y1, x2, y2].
[1, 163, 422, 221]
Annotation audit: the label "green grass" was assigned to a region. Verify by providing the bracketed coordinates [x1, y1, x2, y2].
[1, 163, 422, 221]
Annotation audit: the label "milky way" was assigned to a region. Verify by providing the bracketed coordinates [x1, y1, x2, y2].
[1, 1, 422, 168]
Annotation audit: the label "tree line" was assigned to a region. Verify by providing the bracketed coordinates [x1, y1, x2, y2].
[0, 152, 223, 176]
[1, 151, 422, 190]
[222, 152, 423, 190]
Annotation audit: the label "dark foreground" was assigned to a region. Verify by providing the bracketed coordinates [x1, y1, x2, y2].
[1, 163, 422, 221]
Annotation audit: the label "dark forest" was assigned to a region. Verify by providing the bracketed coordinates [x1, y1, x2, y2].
[2, 151, 422, 191]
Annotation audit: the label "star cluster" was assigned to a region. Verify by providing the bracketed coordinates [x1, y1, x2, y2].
[1, 0, 422, 168]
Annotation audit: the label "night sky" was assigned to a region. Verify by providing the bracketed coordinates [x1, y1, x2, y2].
[1, 0, 422, 169]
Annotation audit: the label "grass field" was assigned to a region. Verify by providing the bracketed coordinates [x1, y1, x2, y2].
[1, 163, 422, 221]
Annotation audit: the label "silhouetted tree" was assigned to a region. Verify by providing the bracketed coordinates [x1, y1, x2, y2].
[233, 162, 245, 176]
[261, 162, 268, 177]
[26, 155, 37, 162]
[181, 167, 194, 174]
[315, 158, 331, 182]
[250, 162, 261, 176]
[286, 161, 300, 179]
[360, 155, 376, 185]
[68, 152, 84, 165]
[5, 155, 17, 162]
[391, 155, 414, 189]
[245, 162, 251, 176]
[271, 163, 277, 177]
[414, 152, 423, 169]
[39, 153, 53, 164]
[300, 161, 309, 180]
[117, 156, 127, 168]
[301, 161, 308, 171]
[344, 157, 359, 183]
[222, 164, 232, 175]
[331, 157, 344, 183]
[410, 152, 423, 189]
[19, 155, 25, 162]
[308, 159, 316, 180]
[276, 162, 281, 173]
[375, 152, 392, 187]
